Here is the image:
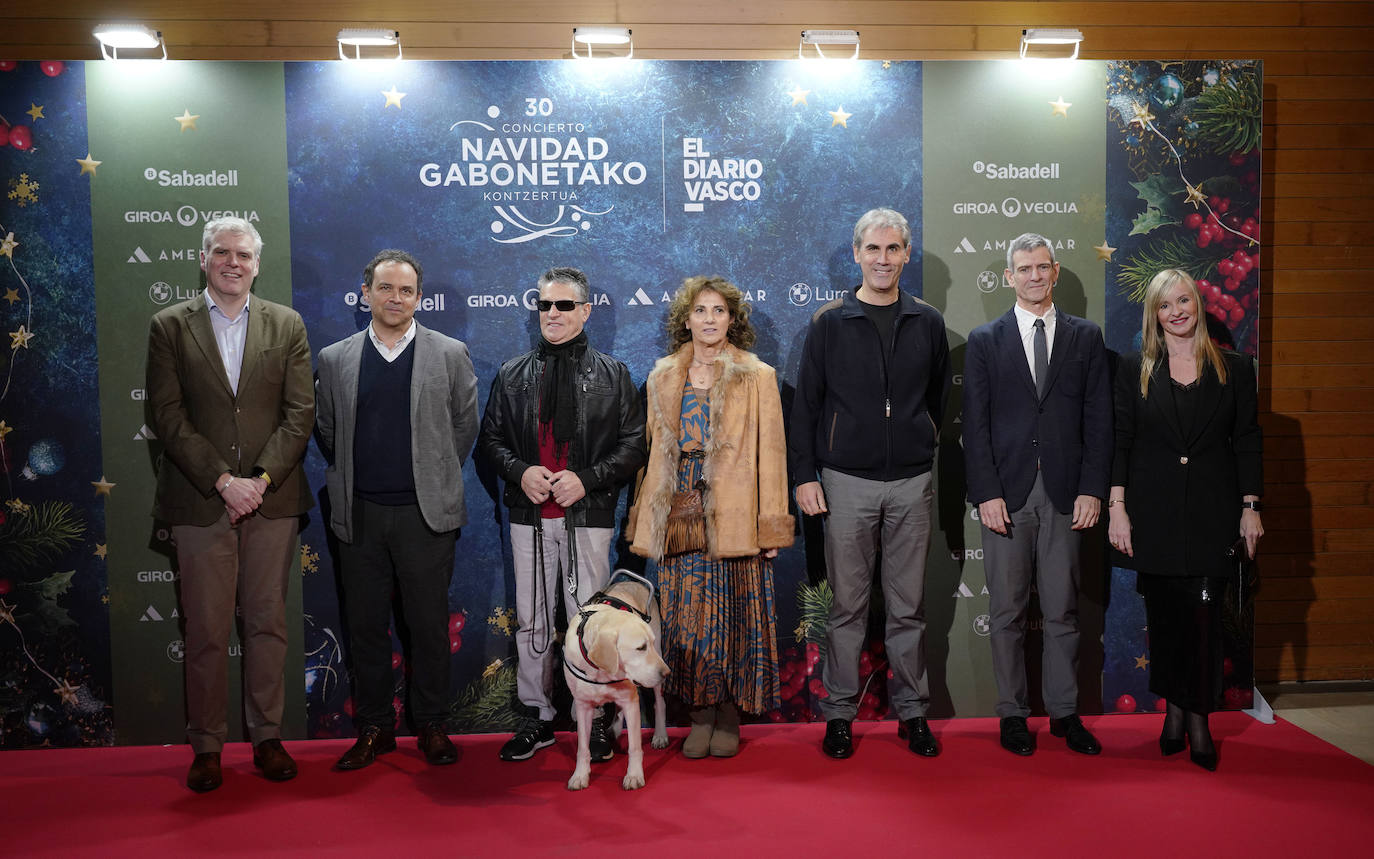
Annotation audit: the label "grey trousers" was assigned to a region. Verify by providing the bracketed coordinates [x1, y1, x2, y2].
[173, 511, 298, 753]
[818, 468, 934, 722]
[982, 471, 1081, 719]
[510, 519, 611, 720]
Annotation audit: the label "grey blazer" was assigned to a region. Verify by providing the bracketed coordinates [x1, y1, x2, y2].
[315, 322, 479, 543]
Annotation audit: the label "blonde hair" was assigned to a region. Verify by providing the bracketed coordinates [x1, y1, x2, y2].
[665, 276, 756, 350]
[1138, 269, 1228, 398]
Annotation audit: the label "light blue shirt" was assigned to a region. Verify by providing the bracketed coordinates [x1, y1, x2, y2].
[205, 290, 250, 394]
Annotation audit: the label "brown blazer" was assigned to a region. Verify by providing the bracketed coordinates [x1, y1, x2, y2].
[146, 293, 314, 526]
[627, 343, 794, 561]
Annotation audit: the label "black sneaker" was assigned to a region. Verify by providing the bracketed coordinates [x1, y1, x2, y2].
[499, 717, 555, 761]
[589, 710, 616, 763]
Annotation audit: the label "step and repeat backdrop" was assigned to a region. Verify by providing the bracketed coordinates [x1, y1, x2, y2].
[0, 57, 1261, 746]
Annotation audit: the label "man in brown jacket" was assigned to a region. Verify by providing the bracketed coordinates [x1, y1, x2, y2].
[146, 216, 314, 792]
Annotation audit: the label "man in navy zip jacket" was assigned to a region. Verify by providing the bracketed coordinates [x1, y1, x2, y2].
[790, 208, 951, 760]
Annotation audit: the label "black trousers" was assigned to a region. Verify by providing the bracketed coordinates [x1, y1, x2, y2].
[1138, 572, 1226, 715]
[340, 497, 457, 729]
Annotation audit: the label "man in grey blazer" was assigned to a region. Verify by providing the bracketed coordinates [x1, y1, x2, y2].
[147, 217, 314, 792]
[315, 249, 479, 771]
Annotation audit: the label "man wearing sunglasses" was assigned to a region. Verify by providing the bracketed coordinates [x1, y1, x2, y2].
[478, 266, 647, 763]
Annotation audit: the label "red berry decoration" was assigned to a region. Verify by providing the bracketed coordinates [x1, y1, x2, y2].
[391, 651, 404, 670]
[9, 124, 33, 151]
[342, 697, 356, 717]
[1114, 693, 1137, 713]
[1184, 212, 1203, 230]
[0, 119, 9, 147]
[449, 632, 463, 654]
[808, 678, 827, 698]
[0, 61, 16, 71]
[40, 60, 65, 77]
[448, 611, 466, 636]
[0, 578, 11, 595]
[1154, 697, 1169, 712]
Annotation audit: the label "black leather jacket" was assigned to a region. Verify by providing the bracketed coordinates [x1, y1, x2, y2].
[478, 345, 647, 527]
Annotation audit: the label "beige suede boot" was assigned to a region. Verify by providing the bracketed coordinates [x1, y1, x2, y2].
[683, 706, 715, 759]
[709, 701, 740, 757]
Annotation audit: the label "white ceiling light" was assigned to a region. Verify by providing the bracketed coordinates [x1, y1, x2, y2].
[337, 28, 402, 61]
[93, 24, 166, 60]
[572, 26, 633, 59]
[800, 30, 860, 60]
[1020, 28, 1084, 60]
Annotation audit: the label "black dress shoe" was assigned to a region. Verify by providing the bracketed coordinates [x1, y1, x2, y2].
[186, 752, 222, 792]
[589, 710, 616, 763]
[336, 725, 397, 770]
[900, 717, 940, 757]
[1190, 748, 1218, 772]
[822, 718, 854, 759]
[1000, 716, 1034, 756]
[253, 738, 298, 781]
[1049, 714, 1102, 755]
[418, 722, 458, 766]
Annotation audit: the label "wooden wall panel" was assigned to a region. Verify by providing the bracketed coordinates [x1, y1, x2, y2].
[3, 0, 1370, 684]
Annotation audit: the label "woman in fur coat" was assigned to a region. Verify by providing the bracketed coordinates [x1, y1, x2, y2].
[627, 276, 794, 758]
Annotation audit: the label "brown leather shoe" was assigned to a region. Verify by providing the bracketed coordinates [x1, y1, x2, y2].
[186, 752, 222, 792]
[418, 721, 457, 766]
[335, 725, 397, 771]
[252, 738, 298, 781]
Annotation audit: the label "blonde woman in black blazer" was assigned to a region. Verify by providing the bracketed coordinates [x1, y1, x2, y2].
[1107, 268, 1263, 772]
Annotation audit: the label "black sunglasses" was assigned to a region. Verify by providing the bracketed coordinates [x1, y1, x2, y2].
[536, 299, 585, 312]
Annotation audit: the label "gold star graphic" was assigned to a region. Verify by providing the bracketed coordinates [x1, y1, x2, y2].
[55, 679, 81, 707]
[0, 419, 12, 438]
[2, 288, 18, 305]
[9, 325, 34, 350]
[1094, 242, 1117, 261]
[174, 109, 200, 132]
[76, 153, 102, 176]
[1134, 654, 1150, 670]
[1184, 181, 1206, 209]
[26, 103, 44, 121]
[382, 86, 406, 109]
[828, 106, 852, 128]
[1050, 96, 1072, 118]
[101, 594, 110, 604]
[0, 599, 15, 625]
[94, 543, 108, 560]
[786, 87, 810, 106]
[4, 498, 29, 515]
[91, 475, 116, 497]
[1, 232, 18, 258]
[1129, 101, 1156, 129]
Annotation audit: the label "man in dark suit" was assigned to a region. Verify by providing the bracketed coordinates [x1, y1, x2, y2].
[146, 217, 314, 792]
[315, 249, 479, 771]
[962, 232, 1111, 757]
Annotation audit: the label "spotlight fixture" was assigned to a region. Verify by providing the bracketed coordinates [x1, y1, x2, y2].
[337, 28, 402, 61]
[571, 26, 633, 59]
[800, 29, 860, 60]
[1020, 28, 1084, 60]
[93, 23, 166, 60]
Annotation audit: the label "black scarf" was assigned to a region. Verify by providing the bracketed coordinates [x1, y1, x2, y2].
[537, 331, 587, 453]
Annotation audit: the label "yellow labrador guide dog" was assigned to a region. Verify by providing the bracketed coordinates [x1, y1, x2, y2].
[563, 569, 670, 790]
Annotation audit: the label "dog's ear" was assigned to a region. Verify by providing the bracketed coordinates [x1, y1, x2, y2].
[587, 623, 620, 672]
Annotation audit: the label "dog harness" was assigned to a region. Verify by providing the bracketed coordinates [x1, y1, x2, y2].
[565, 593, 648, 685]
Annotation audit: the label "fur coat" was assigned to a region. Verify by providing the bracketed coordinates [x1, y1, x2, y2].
[627, 343, 794, 561]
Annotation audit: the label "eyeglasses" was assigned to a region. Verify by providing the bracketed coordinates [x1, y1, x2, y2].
[537, 299, 586, 312]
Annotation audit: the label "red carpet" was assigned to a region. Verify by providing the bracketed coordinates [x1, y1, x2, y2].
[4, 713, 1371, 857]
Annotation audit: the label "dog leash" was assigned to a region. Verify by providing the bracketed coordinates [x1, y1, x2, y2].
[527, 514, 584, 656]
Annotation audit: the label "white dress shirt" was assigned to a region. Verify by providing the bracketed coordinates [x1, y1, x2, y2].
[205, 290, 250, 394]
[368, 319, 417, 363]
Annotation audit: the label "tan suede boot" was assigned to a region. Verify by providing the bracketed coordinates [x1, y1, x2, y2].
[683, 706, 715, 759]
[709, 701, 740, 757]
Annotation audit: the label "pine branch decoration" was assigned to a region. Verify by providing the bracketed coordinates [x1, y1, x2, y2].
[0, 501, 86, 571]
[448, 660, 522, 732]
[1194, 72, 1262, 155]
[1117, 235, 1227, 300]
[795, 580, 833, 656]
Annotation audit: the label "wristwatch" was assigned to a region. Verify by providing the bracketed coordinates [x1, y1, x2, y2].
[1241, 500, 1262, 511]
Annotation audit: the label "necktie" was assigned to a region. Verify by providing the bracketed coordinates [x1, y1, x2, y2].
[1033, 318, 1048, 398]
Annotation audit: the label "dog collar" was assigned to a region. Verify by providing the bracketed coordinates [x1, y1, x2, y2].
[586, 590, 652, 624]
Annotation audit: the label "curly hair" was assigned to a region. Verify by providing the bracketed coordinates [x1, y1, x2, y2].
[665, 275, 756, 351]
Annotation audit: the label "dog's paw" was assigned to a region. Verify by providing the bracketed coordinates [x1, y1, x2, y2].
[651, 733, 670, 750]
[567, 772, 591, 791]
[622, 773, 645, 791]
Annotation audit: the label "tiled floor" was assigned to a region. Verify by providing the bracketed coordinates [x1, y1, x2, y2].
[1260, 685, 1374, 765]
